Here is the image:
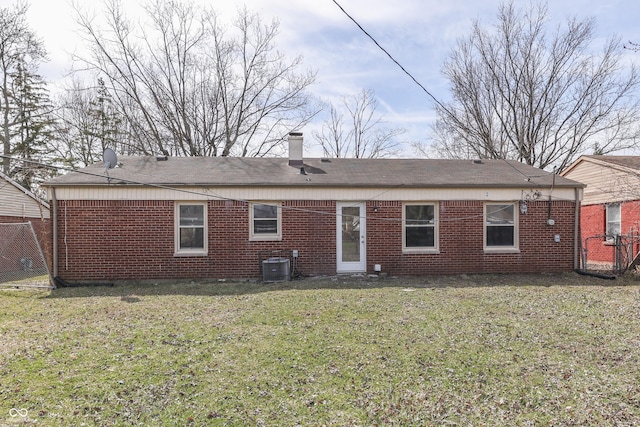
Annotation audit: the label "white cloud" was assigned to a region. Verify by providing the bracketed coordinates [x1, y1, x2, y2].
[22, 0, 640, 154]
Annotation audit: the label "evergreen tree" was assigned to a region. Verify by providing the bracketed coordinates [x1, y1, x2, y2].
[0, 1, 52, 194]
[10, 61, 55, 192]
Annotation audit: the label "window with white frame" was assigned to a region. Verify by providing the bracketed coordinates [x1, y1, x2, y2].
[175, 202, 207, 255]
[404, 203, 438, 251]
[250, 202, 281, 240]
[606, 203, 621, 240]
[485, 203, 518, 250]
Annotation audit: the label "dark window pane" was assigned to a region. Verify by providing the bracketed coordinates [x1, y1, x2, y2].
[180, 228, 204, 249]
[486, 226, 514, 246]
[406, 227, 435, 247]
[254, 204, 277, 219]
[254, 219, 278, 234]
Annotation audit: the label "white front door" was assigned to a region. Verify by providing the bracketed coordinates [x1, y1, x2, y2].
[337, 202, 366, 273]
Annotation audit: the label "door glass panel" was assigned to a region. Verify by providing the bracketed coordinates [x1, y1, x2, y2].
[341, 206, 360, 262]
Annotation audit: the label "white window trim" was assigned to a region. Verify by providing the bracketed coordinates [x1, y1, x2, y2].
[605, 202, 621, 242]
[402, 202, 439, 253]
[249, 202, 282, 241]
[174, 201, 208, 256]
[484, 202, 519, 253]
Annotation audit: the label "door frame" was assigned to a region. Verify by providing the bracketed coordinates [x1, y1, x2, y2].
[336, 202, 367, 273]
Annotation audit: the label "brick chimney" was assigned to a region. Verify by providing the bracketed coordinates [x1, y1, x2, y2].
[288, 132, 303, 166]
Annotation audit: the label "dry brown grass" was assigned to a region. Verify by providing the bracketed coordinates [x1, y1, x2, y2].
[1, 272, 639, 426]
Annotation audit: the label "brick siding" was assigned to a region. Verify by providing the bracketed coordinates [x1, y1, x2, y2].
[367, 200, 575, 275]
[52, 199, 577, 282]
[580, 201, 640, 265]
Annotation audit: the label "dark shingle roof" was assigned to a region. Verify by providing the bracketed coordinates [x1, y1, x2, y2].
[45, 156, 583, 188]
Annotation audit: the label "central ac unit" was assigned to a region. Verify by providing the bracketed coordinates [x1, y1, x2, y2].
[262, 257, 290, 282]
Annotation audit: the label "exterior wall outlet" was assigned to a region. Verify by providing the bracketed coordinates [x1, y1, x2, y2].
[554, 234, 560, 243]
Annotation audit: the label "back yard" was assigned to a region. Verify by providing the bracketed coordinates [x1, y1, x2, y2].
[1, 273, 640, 426]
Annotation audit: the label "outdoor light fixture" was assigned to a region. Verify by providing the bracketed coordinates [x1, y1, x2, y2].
[373, 205, 379, 212]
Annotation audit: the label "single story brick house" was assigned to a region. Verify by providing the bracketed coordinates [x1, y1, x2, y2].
[44, 134, 584, 283]
[561, 155, 640, 270]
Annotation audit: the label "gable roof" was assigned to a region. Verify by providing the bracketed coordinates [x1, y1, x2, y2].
[0, 171, 50, 217]
[562, 155, 640, 176]
[587, 155, 640, 170]
[561, 155, 640, 205]
[46, 156, 583, 189]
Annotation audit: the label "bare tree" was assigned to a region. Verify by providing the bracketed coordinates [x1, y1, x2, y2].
[313, 89, 404, 158]
[53, 77, 132, 169]
[432, 1, 640, 171]
[0, 1, 49, 176]
[625, 41, 640, 51]
[72, 0, 318, 158]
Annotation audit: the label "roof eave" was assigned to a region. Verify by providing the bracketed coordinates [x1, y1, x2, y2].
[44, 181, 584, 189]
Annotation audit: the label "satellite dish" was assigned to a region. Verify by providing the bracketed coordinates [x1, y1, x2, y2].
[103, 148, 117, 169]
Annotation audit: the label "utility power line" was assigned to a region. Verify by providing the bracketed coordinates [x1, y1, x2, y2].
[1, 154, 550, 224]
[330, 0, 477, 137]
[330, 0, 446, 111]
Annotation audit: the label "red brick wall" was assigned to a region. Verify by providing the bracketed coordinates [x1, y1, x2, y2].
[52, 198, 577, 282]
[52, 200, 338, 281]
[580, 201, 640, 265]
[367, 200, 576, 275]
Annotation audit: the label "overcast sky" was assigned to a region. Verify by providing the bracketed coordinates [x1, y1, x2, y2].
[22, 0, 640, 156]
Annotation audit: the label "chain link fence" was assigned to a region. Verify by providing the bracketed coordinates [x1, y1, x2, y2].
[582, 232, 640, 275]
[0, 222, 52, 289]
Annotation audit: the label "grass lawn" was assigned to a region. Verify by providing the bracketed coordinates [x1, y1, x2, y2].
[1, 272, 640, 426]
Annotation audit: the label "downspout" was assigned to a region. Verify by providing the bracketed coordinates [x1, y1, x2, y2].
[574, 187, 580, 271]
[548, 167, 556, 222]
[51, 187, 58, 278]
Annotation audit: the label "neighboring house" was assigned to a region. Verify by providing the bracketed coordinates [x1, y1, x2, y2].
[44, 133, 584, 283]
[0, 171, 51, 273]
[561, 155, 640, 270]
[0, 170, 49, 217]
[0, 170, 50, 241]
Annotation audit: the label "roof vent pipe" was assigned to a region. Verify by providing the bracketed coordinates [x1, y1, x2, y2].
[288, 132, 303, 166]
